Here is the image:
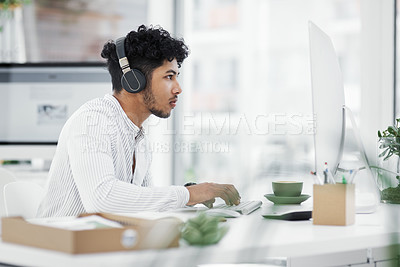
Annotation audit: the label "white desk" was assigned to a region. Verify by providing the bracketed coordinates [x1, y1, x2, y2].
[0, 203, 399, 267]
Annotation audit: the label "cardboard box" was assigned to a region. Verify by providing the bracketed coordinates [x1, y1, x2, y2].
[1, 213, 183, 254]
[312, 184, 355, 226]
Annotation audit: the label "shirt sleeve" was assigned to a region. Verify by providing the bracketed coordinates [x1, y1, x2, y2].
[67, 110, 190, 213]
[141, 168, 154, 187]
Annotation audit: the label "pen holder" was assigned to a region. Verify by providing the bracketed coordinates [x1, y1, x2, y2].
[312, 184, 355, 226]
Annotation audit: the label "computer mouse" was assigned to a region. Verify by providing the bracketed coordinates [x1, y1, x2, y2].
[205, 209, 241, 218]
[262, 210, 312, 221]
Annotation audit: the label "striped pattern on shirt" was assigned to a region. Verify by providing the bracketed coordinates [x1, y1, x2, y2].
[36, 94, 189, 218]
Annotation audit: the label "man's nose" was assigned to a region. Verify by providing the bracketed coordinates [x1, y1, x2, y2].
[173, 82, 182, 95]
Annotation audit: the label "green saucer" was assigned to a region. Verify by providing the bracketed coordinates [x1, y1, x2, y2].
[264, 194, 311, 205]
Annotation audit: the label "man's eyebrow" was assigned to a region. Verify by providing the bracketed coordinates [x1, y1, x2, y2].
[166, 69, 180, 76]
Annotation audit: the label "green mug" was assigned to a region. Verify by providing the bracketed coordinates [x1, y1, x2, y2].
[272, 181, 303, 197]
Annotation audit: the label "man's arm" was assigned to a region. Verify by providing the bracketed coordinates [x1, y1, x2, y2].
[67, 111, 189, 213]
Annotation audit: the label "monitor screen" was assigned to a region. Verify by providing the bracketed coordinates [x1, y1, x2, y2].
[308, 22, 346, 178]
[0, 64, 112, 160]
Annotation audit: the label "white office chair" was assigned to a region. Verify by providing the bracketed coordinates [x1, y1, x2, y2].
[3, 181, 45, 219]
[0, 168, 17, 218]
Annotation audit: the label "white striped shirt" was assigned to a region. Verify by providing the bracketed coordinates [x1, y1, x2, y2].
[37, 94, 189, 218]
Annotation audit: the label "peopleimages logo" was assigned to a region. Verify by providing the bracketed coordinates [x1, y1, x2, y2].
[82, 112, 316, 154]
[146, 112, 316, 136]
[135, 141, 230, 153]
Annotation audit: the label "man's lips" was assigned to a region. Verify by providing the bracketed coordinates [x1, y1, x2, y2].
[169, 98, 178, 108]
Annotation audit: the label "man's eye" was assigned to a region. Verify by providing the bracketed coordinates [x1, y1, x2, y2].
[166, 75, 173, 80]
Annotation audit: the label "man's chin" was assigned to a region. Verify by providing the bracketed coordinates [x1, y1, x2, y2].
[151, 109, 171, 119]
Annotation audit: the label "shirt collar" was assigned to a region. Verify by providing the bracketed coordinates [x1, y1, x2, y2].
[104, 94, 146, 136]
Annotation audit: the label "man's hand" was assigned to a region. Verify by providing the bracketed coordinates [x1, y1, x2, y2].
[186, 182, 241, 206]
[202, 198, 215, 208]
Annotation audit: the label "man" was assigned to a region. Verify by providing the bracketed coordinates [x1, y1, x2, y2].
[37, 25, 240, 217]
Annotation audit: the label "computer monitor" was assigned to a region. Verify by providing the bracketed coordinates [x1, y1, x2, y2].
[309, 22, 380, 212]
[0, 65, 112, 161]
[308, 21, 346, 178]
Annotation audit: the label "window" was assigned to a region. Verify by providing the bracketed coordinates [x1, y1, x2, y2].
[0, 0, 150, 63]
[174, 0, 362, 195]
[0, 0, 176, 186]
[1, 0, 395, 193]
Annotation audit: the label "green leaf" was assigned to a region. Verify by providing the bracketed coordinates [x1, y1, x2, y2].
[388, 126, 398, 136]
[181, 213, 228, 246]
[199, 220, 219, 234]
[396, 137, 400, 144]
[379, 142, 391, 149]
[182, 226, 203, 244]
[202, 231, 221, 244]
[378, 131, 382, 138]
[384, 151, 393, 161]
[380, 138, 393, 148]
[379, 148, 389, 158]
[380, 130, 388, 137]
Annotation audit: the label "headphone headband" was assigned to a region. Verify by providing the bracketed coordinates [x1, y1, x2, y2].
[116, 37, 130, 74]
[115, 36, 146, 93]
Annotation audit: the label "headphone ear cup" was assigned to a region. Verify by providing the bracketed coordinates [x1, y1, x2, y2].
[121, 69, 147, 93]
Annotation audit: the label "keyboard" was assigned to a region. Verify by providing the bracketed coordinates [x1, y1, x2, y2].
[213, 200, 262, 215]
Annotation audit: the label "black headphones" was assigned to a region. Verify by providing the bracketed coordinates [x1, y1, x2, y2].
[115, 37, 147, 93]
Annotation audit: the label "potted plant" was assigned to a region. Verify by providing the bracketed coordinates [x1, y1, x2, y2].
[373, 118, 400, 204]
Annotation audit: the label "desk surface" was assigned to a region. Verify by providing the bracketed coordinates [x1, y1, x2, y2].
[0, 203, 399, 267]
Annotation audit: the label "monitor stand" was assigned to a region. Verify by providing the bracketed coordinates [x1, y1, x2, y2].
[338, 106, 380, 214]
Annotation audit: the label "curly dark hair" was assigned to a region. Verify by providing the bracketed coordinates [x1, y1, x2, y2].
[101, 25, 190, 92]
